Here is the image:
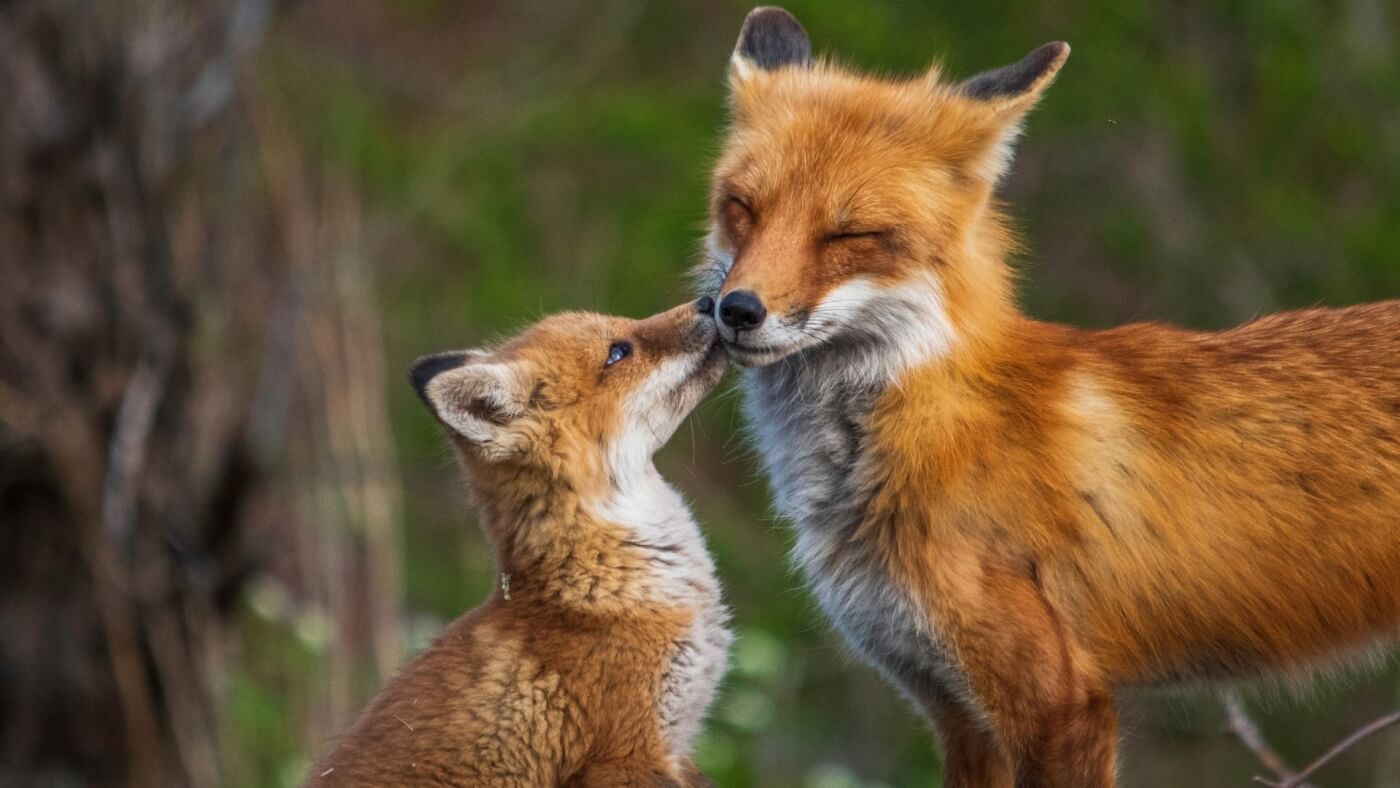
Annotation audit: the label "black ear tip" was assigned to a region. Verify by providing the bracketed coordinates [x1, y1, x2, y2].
[409, 352, 468, 402]
[960, 40, 1071, 101]
[1038, 41, 1071, 64]
[737, 6, 811, 70]
[743, 6, 801, 29]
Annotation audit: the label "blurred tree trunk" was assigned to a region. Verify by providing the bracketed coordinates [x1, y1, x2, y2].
[0, 1, 405, 785]
[248, 98, 406, 763]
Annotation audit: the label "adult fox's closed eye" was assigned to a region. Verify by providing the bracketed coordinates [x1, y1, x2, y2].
[704, 6, 1400, 787]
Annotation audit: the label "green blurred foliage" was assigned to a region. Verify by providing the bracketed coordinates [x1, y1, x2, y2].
[232, 1, 1400, 785]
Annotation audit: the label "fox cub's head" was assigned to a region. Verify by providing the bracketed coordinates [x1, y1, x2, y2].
[410, 300, 724, 485]
[702, 7, 1068, 372]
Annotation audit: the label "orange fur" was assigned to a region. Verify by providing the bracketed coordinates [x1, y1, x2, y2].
[306, 303, 729, 787]
[707, 8, 1400, 786]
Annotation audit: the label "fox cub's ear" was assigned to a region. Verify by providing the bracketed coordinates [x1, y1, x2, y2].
[410, 353, 530, 459]
[957, 42, 1070, 183]
[730, 6, 811, 83]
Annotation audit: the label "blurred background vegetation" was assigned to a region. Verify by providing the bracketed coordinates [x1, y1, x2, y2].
[1, 0, 1398, 786]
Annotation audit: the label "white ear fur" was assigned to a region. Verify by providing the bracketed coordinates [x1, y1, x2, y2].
[959, 42, 1070, 183]
[975, 120, 1029, 184]
[729, 51, 757, 86]
[426, 361, 527, 451]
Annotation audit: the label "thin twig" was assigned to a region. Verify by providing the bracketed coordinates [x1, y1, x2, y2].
[1221, 692, 1315, 788]
[1371, 681, 1400, 788]
[1222, 692, 1306, 784]
[1253, 711, 1400, 788]
[101, 332, 173, 543]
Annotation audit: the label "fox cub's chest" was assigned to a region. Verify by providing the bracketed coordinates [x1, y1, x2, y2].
[609, 477, 733, 761]
[656, 593, 732, 758]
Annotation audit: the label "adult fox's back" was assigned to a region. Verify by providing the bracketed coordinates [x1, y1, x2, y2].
[704, 7, 1400, 787]
[870, 303, 1400, 685]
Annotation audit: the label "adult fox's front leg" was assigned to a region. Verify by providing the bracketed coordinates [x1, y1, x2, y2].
[924, 693, 1015, 788]
[931, 565, 1117, 787]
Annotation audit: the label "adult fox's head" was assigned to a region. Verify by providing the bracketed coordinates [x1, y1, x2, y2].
[700, 7, 1067, 374]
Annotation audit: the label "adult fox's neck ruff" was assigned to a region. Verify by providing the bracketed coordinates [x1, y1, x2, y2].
[702, 7, 1400, 787]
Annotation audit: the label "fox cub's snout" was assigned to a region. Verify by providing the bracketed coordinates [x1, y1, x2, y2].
[411, 297, 724, 470]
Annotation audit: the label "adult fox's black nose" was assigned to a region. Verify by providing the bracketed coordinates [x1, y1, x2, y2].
[718, 290, 766, 330]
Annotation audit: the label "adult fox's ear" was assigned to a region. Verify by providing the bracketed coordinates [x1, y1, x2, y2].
[410, 352, 529, 459]
[957, 42, 1070, 183]
[729, 6, 811, 84]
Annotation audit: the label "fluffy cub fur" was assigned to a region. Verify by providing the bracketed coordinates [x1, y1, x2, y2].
[306, 301, 731, 787]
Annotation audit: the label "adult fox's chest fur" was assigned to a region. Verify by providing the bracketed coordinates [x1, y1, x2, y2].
[743, 351, 964, 703]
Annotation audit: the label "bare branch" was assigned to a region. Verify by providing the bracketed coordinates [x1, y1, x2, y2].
[1253, 710, 1400, 788]
[1222, 691, 1315, 788]
[101, 332, 174, 543]
[1227, 691, 1400, 788]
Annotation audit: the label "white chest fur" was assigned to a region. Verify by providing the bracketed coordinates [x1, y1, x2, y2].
[590, 468, 733, 761]
[657, 577, 731, 761]
[743, 353, 962, 707]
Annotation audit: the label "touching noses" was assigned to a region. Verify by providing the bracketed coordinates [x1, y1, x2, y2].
[717, 290, 767, 331]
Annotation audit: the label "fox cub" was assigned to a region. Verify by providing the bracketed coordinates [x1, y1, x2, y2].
[306, 300, 731, 787]
[704, 7, 1400, 787]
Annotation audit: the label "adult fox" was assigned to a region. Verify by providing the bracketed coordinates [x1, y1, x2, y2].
[701, 7, 1400, 786]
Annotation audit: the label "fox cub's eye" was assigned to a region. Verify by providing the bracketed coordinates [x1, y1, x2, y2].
[605, 341, 632, 367]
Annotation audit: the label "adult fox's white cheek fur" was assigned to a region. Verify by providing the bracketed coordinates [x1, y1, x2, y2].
[715, 270, 959, 384]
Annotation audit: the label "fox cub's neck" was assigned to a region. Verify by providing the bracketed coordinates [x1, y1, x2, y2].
[468, 458, 721, 613]
[469, 454, 731, 761]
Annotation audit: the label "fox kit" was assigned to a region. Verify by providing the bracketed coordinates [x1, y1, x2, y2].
[702, 7, 1400, 787]
[306, 301, 731, 787]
